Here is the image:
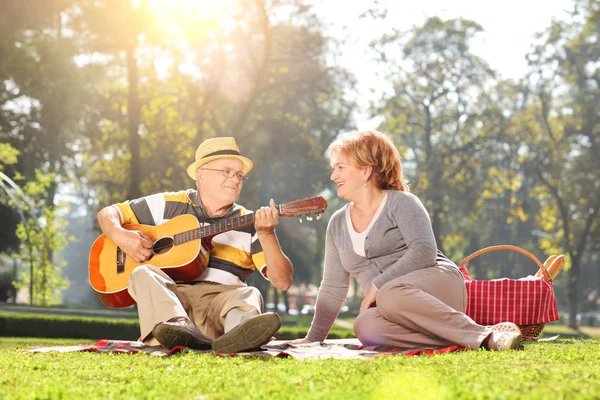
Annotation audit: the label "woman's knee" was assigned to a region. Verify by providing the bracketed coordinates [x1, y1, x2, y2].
[354, 311, 383, 346]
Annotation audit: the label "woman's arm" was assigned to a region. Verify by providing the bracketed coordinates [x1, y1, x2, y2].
[306, 217, 350, 342]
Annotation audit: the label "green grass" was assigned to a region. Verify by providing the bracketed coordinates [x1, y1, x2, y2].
[2, 336, 599, 399]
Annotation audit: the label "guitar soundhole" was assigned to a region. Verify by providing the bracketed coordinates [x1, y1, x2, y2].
[153, 237, 174, 255]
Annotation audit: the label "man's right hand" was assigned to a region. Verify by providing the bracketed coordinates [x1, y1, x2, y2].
[113, 230, 154, 263]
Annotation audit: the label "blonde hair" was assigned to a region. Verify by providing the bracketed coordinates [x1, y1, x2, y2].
[328, 129, 409, 192]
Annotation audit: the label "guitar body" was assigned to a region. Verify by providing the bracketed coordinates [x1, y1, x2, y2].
[88, 214, 210, 308]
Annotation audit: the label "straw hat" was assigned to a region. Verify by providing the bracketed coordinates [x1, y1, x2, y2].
[186, 137, 254, 179]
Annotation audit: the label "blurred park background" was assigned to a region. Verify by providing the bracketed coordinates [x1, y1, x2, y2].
[0, 0, 598, 330]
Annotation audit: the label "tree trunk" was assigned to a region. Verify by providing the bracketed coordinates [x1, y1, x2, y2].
[314, 221, 326, 282]
[273, 287, 279, 311]
[44, 171, 58, 303]
[567, 252, 580, 329]
[247, 274, 269, 307]
[126, 44, 141, 200]
[428, 168, 444, 252]
[12, 257, 18, 303]
[231, 0, 271, 139]
[352, 277, 358, 303]
[282, 290, 289, 315]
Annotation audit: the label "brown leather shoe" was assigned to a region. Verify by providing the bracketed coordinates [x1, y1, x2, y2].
[212, 312, 281, 354]
[151, 316, 212, 350]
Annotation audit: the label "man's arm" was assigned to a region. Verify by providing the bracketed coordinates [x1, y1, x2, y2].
[97, 206, 154, 263]
[254, 199, 293, 290]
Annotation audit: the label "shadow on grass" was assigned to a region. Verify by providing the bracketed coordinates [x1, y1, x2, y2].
[541, 323, 600, 339]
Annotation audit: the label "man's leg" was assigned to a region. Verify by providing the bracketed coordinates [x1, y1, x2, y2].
[194, 285, 280, 353]
[127, 265, 188, 342]
[128, 265, 211, 349]
[223, 308, 260, 333]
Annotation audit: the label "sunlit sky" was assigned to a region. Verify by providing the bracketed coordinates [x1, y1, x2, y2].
[314, 0, 572, 128]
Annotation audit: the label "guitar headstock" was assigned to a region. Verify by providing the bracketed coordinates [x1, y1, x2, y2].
[279, 196, 327, 222]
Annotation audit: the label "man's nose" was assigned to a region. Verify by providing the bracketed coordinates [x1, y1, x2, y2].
[229, 173, 242, 182]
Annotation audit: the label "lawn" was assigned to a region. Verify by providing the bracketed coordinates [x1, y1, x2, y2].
[1, 335, 599, 399]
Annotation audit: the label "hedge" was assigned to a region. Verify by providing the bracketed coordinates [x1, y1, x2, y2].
[0, 311, 354, 340]
[0, 311, 140, 340]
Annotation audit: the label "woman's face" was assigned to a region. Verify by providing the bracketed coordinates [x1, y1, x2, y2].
[330, 151, 366, 201]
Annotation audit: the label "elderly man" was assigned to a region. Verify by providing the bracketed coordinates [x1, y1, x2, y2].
[96, 137, 293, 353]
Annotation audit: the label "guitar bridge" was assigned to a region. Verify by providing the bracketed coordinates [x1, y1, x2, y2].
[117, 248, 126, 274]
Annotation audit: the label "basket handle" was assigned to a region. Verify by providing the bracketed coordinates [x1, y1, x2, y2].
[458, 245, 552, 282]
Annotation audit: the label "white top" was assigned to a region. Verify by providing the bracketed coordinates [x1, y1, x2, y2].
[345, 193, 388, 257]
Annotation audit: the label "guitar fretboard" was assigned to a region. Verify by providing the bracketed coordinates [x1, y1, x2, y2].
[173, 213, 257, 245]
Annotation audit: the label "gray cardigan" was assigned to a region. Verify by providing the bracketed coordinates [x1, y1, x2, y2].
[306, 190, 456, 342]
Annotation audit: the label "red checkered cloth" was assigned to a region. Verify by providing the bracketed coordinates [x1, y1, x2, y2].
[459, 266, 559, 326]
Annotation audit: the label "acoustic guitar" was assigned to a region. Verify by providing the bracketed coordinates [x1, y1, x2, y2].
[88, 196, 327, 308]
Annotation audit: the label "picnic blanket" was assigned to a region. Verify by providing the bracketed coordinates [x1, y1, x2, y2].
[27, 338, 467, 360]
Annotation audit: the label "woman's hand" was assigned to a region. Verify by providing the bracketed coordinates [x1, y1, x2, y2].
[283, 338, 311, 345]
[360, 285, 378, 313]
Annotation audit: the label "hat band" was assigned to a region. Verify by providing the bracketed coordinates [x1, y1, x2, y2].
[200, 149, 241, 159]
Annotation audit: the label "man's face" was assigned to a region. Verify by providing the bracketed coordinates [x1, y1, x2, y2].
[196, 158, 245, 205]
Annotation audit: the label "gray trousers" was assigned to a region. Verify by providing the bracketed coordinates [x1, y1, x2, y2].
[354, 265, 490, 349]
[128, 265, 262, 343]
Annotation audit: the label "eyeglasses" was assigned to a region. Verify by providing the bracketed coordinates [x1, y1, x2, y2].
[200, 168, 248, 182]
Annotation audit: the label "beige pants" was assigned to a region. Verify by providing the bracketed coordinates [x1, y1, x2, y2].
[354, 265, 490, 349]
[127, 265, 263, 342]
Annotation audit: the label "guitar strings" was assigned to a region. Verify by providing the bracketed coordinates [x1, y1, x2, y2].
[147, 210, 319, 252]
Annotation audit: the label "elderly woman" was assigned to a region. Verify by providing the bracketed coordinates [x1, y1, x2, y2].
[297, 130, 522, 351]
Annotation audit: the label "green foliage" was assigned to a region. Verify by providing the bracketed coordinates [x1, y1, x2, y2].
[5, 170, 74, 306]
[12, 207, 71, 306]
[371, 6, 600, 326]
[0, 143, 19, 171]
[521, 0, 600, 326]
[72, 0, 356, 293]
[1, 0, 598, 323]
[372, 16, 499, 257]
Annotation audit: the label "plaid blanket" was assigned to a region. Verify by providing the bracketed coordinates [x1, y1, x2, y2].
[27, 339, 466, 359]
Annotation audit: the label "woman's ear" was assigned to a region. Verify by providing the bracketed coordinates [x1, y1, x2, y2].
[362, 165, 373, 181]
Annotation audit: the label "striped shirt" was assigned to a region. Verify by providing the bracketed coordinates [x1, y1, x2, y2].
[112, 189, 266, 286]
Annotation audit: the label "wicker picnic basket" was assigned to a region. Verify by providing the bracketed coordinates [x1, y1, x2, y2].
[458, 245, 564, 340]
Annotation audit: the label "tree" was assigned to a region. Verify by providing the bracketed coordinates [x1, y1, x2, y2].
[13, 205, 71, 306]
[372, 17, 497, 252]
[0, 144, 21, 254]
[71, 0, 166, 200]
[71, 0, 356, 307]
[523, 0, 600, 328]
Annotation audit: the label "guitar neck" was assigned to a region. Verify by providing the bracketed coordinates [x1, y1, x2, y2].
[174, 205, 283, 245]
